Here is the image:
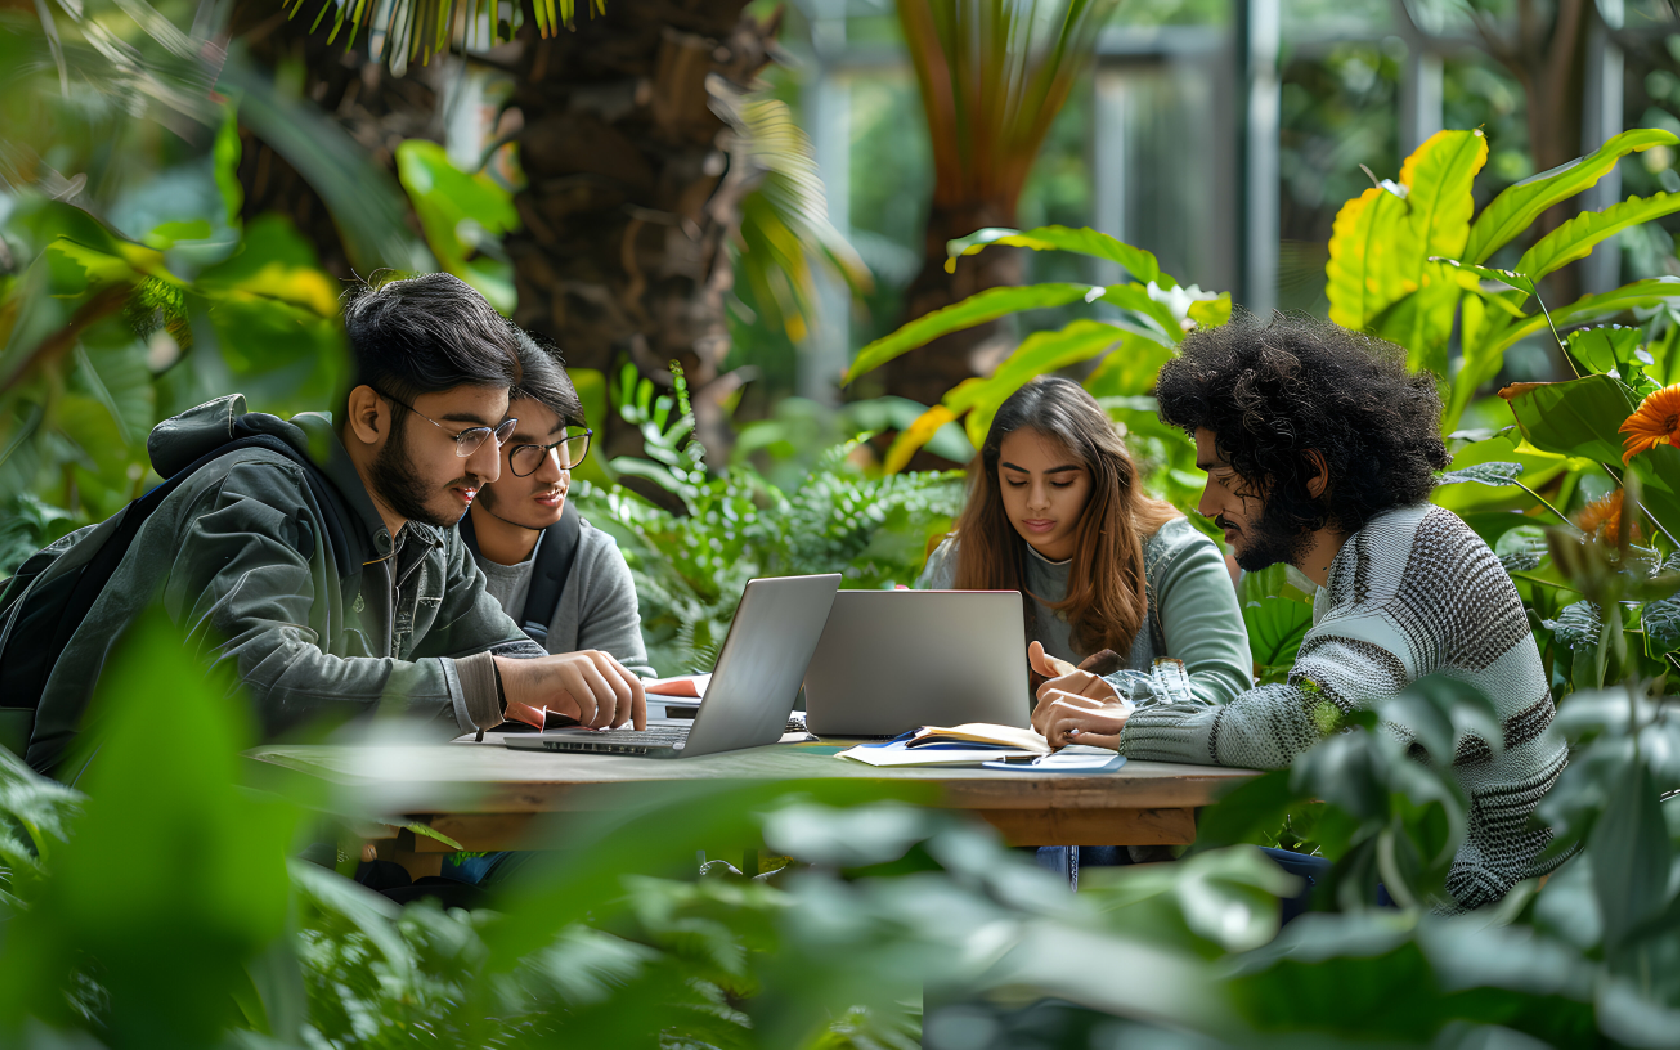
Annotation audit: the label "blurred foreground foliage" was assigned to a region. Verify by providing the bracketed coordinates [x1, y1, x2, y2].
[7, 583, 1680, 1048]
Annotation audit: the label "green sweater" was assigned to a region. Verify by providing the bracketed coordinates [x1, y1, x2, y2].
[916, 517, 1252, 707]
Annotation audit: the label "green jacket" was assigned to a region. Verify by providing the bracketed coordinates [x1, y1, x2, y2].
[2, 395, 538, 775]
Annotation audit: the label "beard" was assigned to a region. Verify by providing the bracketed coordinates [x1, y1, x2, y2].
[369, 414, 478, 528]
[1221, 504, 1313, 573]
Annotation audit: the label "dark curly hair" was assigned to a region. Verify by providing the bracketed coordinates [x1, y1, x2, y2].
[1154, 312, 1449, 536]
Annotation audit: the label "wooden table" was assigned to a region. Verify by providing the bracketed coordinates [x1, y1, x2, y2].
[250, 734, 1260, 878]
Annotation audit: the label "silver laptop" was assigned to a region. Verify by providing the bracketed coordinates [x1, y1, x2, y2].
[802, 590, 1032, 738]
[506, 573, 840, 758]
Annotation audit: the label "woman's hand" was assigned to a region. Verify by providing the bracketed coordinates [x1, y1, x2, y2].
[1033, 690, 1131, 750]
[1028, 640, 1119, 706]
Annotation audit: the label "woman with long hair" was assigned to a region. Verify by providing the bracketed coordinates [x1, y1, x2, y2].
[918, 376, 1251, 722]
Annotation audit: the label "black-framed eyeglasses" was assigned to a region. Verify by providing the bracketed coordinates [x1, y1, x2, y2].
[374, 389, 516, 458]
[509, 428, 593, 476]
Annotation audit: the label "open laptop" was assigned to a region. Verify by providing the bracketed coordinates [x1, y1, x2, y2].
[506, 573, 840, 758]
[802, 589, 1032, 738]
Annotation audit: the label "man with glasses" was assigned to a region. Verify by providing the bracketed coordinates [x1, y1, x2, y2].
[10, 273, 644, 776]
[460, 335, 654, 678]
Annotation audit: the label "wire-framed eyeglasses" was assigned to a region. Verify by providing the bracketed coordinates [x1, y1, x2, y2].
[374, 389, 516, 457]
[509, 428, 593, 477]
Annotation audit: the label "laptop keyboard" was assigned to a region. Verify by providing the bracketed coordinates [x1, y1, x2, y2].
[528, 716, 806, 755]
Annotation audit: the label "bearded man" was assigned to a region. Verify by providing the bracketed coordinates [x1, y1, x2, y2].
[1031, 312, 1567, 909]
[5, 273, 643, 776]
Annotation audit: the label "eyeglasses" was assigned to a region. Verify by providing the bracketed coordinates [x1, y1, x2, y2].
[509, 428, 593, 476]
[374, 389, 517, 457]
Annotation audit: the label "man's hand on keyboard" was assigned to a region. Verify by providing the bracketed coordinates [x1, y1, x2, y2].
[496, 651, 648, 730]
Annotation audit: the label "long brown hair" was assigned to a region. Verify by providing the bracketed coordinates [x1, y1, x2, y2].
[952, 376, 1179, 656]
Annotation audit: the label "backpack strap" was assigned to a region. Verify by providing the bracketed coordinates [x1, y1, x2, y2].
[519, 501, 582, 648]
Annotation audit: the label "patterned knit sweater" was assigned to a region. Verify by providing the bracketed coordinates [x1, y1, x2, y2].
[1121, 503, 1568, 910]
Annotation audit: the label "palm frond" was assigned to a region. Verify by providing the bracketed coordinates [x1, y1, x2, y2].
[710, 80, 873, 343]
[897, 0, 1120, 209]
[289, 0, 602, 74]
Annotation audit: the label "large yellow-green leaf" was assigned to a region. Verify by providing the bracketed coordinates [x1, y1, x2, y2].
[1503, 373, 1637, 464]
[946, 225, 1169, 286]
[1397, 129, 1486, 262]
[844, 282, 1100, 382]
[1464, 128, 1680, 263]
[1326, 184, 1410, 331]
[1365, 131, 1485, 373]
[1515, 191, 1680, 283]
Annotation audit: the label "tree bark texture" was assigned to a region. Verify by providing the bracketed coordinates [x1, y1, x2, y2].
[505, 0, 776, 464]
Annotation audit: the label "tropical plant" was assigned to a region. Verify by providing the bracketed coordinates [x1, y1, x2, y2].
[844, 224, 1230, 474]
[1325, 126, 1680, 434]
[882, 0, 1122, 411]
[0, 111, 346, 558]
[570, 363, 965, 674]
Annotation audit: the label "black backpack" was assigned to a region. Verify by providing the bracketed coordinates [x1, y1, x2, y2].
[0, 430, 353, 758]
[457, 500, 582, 649]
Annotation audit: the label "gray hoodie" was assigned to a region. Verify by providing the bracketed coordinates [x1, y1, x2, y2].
[1, 394, 540, 775]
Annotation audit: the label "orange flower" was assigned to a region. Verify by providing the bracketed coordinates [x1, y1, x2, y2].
[1621, 383, 1680, 463]
[1574, 489, 1641, 543]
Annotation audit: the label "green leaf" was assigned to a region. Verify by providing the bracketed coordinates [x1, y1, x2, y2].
[945, 225, 1168, 286]
[213, 103, 243, 231]
[1641, 595, 1680, 654]
[0, 607, 298, 1041]
[1494, 525, 1550, 573]
[1082, 330, 1175, 398]
[945, 320, 1129, 448]
[1503, 373, 1638, 464]
[1566, 325, 1645, 378]
[1097, 283, 1189, 341]
[1369, 275, 1459, 376]
[404, 822, 464, 850]
[1516, 191, 1680, 283]
[844, 283, 1100, 382]
[1546, 601, 1604, 647]
[1466, 128, 1680, 263]
[1436, 460, 1525, 487]
[1592, 761, 1672, 955]
[1327, 183, 1411, 331]
[1450, 280, 1680, 431]
[395, 140, 519, 315]
[1243, 595, 1312, 672]
[1398, 130, 1487, 261]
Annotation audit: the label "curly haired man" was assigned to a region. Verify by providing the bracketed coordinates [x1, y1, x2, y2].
[1032, 312, 1567, 910]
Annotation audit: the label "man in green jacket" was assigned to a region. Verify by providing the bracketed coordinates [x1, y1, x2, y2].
[5, 273, 644, 776]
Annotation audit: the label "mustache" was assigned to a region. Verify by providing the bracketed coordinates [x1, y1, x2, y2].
[445, 475, 487, 489]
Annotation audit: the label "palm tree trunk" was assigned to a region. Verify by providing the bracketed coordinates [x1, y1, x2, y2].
[505, 0, 777, 464]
